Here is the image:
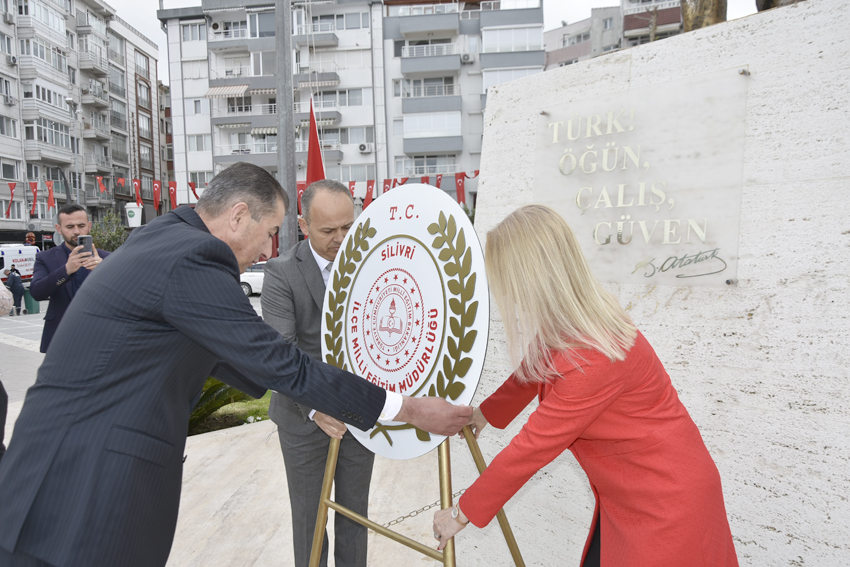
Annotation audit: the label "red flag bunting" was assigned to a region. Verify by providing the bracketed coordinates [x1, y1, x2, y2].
[153, 180, 161, 209]
[466, 170, 480, 179]
[436, 174, 443, 189]
[392, 177, 409, 189]
[96, 176, 107, 194]
[29, 182, 37, 216]
[421, 176, 430, 186]
[45, 180, 55, 212]
[188, 181, 199, 201]
[133, 179, 142, 207]
[168, 181, 177, 209]
[306, 98, 326, 186]
[382, 179, 392, 195]
[363, 180, 375, 210]
[454, 173, 466, 205]
[4, 182, 14, 219]
[116, 177, 125, 191]
[296, 181, 307, 215]
[348, 181, 356, 199]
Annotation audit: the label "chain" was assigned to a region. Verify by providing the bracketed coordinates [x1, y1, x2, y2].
[381, 489, 466, 528]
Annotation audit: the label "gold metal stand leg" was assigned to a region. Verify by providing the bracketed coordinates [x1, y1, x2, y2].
[462, 425, 526, 567]
[438, 438, 456, 567]
[308, 437, 341, 567]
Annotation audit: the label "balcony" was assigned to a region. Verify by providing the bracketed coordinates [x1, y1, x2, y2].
[401, 90, 462, 114]
[403, 136, 463, 154]
[294, 63, 340, 89]
[208, 27, 248, 42]
[109, 81, 126, 98]
[115, 180, 132, 197]
[111, 148, 129, 164]
[401, 163, 461, 176]
[210, 103, 277, 118]
[79, 50, 108, 76]
[85, 184, 115, 205]
[138, 97, 151, 111]
[77, 11, 108, 37]
[140, 157, 153, 170]
[83, 118, 111, 140]
[294, 100, 340, 125]
[137, 67, 150, 81]
[81, 83, 110, 107]
[85, 153, 112, 173]
[400, 45, 461, 77]
[209, 66, 251, 80]
[110, 112, 128, 131]
[17, 55, 68, 85]
[214, 142, 279, 156]
[25, 140, 74, 164]
[294, 139, 343, 163]
[479, 0, 543, 28]
[398, 13, 459, 38]
[108, 49, 125, 66]
[293, 23, 338, 48]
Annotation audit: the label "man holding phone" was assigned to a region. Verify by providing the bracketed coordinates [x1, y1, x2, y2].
[30, 203, 108, 353]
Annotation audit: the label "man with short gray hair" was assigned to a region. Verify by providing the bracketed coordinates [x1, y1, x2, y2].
[0, 163, 472, 567]
[263, 179, 370, 567]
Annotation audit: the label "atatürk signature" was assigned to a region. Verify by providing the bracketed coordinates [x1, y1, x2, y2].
[633, 248, 728, 279]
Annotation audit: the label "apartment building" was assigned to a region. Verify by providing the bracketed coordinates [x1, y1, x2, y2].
[157, 0, 545, 210]
[0, 0, 161, 246]
[543, 7, 621, 70]
[622, 0, 682, 46]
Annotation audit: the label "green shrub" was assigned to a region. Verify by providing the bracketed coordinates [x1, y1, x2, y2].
[90, 211, 128, 252]
[188, 378, 252, 434]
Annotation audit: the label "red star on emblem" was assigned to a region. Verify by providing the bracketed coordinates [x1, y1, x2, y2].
[369, 344, 374, 350]
[366, 330, 370, 336]
[393, 275, 398, 280]
[411, 337, 416, 343]
[403, 278, 408, 284]
[395, 358, 400, 364]
[410, 287, 415, 294]
[415, 320, 420, 326]
[414, 302, 419, 309]
[384, 277, 388, 283]
[366, 315, 370, 320]
[369, 299, 373, 304]
[376, 286, 380, 292]
[404, 350, 409, 356]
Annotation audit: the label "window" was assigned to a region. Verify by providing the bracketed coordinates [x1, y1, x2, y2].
[323, 164, 376, 183]
[182, 60, 208, 80]
[394, 40, 404, 58]
[68, 67, 76, 85]
[139, 143, 153, 170]
[603, 44, 618, 52]
[603, 17, 614, 30]
[34, 84, 70, 111]
[1, 159, 17, 180]
[482, 26, 543, 53]
[66, 30, 75, 50]
[0, 199, 22, 219]
[165, 144, 173, 160]
[138, 81, 151, 109]
[0, 32, 12, 55]
[568, 32, 591, 46]
[187, 134, 211, 151]
[19, 0, 65, 34]
[394, 155, 457, 176]
[194, 99, 201, 114]
[402, 112, 461, 138]
[19, 38, 66, 73]
[138, 113, 152, 139]
[250, 51, 276, 76]
[135, 51, 149, 79]
[226, 96, 252, 113]
[189, 171, 214, 187]
[559, 59, 579, 67]
[393, 78, 454, 98]
[316, 89, 364, 107]
[141, 176, 153, 199]
[482, 67, 542, 91]
[182, 23, 207, 42]
[24, 118, 71, 149]
[248, 12, 275, 38]
[0, 116, 17, 138]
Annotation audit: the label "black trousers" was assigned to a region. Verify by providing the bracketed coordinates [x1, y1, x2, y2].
[582, 514, 601, 567]
[0, 379, 6, 463]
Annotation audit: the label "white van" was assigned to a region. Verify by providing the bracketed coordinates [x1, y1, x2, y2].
[0, 244, 40, 288]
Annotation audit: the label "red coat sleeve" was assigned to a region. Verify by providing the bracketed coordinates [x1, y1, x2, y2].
[478, 373, 538, 429]
[459, 351, 625, 528]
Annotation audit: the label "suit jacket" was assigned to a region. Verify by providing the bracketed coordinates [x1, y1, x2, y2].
[459, 332, 738, 567]
[0, 206, 386, 567]
[29, 242, 110, 353]
[263, 240, 325, 435]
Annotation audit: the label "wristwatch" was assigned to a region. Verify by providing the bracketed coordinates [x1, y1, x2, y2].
[451, 505, 469, 526]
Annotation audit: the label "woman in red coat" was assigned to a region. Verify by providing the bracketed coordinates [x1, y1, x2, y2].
[433, 205, 738, 567]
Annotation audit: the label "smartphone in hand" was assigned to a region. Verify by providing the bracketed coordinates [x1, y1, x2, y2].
[78, 235, 93, 256]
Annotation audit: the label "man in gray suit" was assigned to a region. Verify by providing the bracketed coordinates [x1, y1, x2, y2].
[263, 180, 369, 567]
[0, 163, 471, 567]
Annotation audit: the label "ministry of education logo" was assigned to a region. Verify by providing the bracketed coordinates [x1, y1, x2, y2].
[322, 185, 489, 460]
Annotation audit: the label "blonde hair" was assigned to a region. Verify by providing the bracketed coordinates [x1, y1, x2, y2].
[485, 205, 637, 382]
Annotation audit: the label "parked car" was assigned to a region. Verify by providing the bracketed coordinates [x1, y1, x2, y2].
[239, 261, 265, 296]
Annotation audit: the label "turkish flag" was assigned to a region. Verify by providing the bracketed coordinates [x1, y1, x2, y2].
[29, 182, 38, 216]
[454, 173, 466, 205]
[392, 177, 409, 189]
[96, 176, 107, 194]
[348, 181, 356, 199]
[168, 181, 177, 209]
[188, 181, 199, 200]
[4, 182, 14, 218]
[45, 180, 55, 212]
[466, 170, 480, 179]
[306, 98, 326, 185]
[421, 176, 430, 186]
[382, 179, 392, 195]
[133, 179, 142, 207]
[116, 178, 125, 192]
[153, 180, 161, 209]
[436, 174, 442, 189]
[363, 180, 375, 210]
[296, 181, 307, 215]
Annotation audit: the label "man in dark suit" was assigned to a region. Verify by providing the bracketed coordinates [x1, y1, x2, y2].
[0, 163, 471, 567]
[29, 203, 108, 352]
[263, 180, 370, 567]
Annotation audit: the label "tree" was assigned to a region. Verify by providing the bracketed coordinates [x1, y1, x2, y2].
[682, 0, 727, 32]
[756, 0, 805, 11]
[90, 210, 129, 252]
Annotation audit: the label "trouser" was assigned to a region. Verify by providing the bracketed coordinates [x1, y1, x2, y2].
[278, 426, 375, 567]
[11, 288, 23, 315]
[0, 379, 6, 463]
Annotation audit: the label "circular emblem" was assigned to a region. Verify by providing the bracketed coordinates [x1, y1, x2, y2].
[322, 184, 489, 460]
